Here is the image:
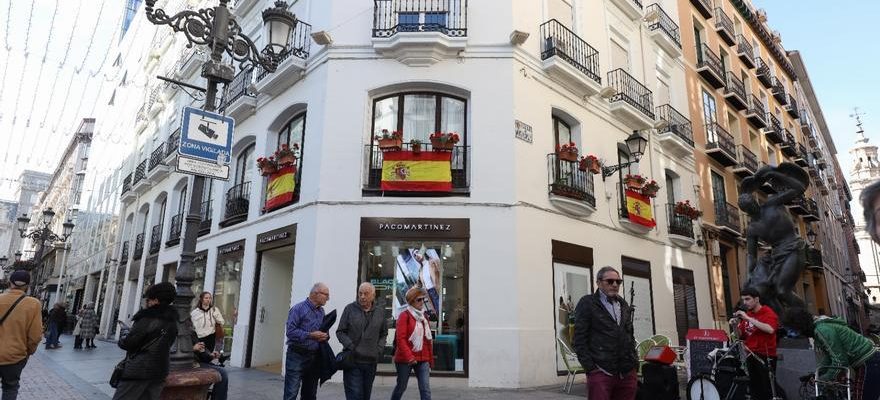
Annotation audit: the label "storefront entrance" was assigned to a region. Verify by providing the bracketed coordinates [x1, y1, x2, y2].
[247, 225, 296, 372]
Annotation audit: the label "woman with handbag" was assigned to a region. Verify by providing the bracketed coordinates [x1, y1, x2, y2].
[190, 292, 225, 353]
[112, 282, 178, 400]
[78, 303, 99, 349]
[390, 287, 434, 400]
[336, 282, 387, 400]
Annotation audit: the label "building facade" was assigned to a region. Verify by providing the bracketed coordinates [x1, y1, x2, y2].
[849, 119, 880, 303]
[6, 170, 51, 259]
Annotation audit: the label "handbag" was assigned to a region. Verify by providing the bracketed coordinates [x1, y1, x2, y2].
[109, 329, 167, 388]
[73, 319, 82, 336]
[215, 322, 225, 339]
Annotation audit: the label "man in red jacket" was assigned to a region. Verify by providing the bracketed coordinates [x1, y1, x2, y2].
[730, 287, 779, 400]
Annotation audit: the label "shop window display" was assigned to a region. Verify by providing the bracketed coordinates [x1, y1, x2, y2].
[214, 255, 242, 352]
[359, 240, 467, 374]
[552, 263, 591, 372]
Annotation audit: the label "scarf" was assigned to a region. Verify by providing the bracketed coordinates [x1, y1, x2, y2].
[407, 306, 433, 352]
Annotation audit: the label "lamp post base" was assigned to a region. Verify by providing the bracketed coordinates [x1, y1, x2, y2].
[160, 367, 221, 400]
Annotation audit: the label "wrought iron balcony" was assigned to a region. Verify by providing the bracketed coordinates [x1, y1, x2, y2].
[723, 72, 747, 110]
[199, 201, 212, 236]
[764, 114, 784, 144]
[794, 143, 808, 167]
[149, 224, 162, 255]
[166, 214, 182, 247]
[148, 144, 165, 171]
[705, 122, 737, 166]
[655, 104, 694, 157]
[540, 19, 601, 89]
[756, 57, 772, 88]
[780, 129, 797, 157]
[133, 160, 148, 185]
[714, 201, 741, 235]
[165, 129, 180, 158]
[667, 204, 695, 239]
[121, 173, 132, 195]
[736, 35, 755, 69]
[364, 143, 469, 196]
[645, 3, 681, 55]
[804, 198, 820, 222]
[806, 247, 823, 269]
[609, 0, 644, 20]
[547, 153, 596, 214]
[254, 20, 312, 82]
[220, 182, 250, 228]
[690, 0, 713, 19]
[786, 94, 800, 118]
[373, 0, 467, 38]
[696, 43, 725, 88]
[120, 241, 129, 262]
[134, 233, 145, 260]
[607, 68, 655, 126]
[714, 8, 735, 46]
[745, 94, 767, 129]
[616, 183, 654, 234]
[219, 68, 256, 115]
[732, 145, 758, 178]
[771, 77, 787, 104]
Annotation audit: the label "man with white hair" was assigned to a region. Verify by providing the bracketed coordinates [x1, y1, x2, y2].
[0, 270, 43, 400]
[337, 282, 388, 400]
[284, 282, 330, 400]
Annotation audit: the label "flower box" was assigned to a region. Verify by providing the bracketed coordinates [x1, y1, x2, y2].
[624, 174, 646, 190]
[579, 156, 601, 174]
[430, 137, 455, 151]
[378, 138, 403, 151]
[641, 180, 660, 198]
[556, 142, 579, 162]
[429, 132, 460, 152]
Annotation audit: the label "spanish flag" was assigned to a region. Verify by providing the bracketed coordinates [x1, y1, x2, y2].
[625, 189, 655, 228]
[381, 151, 452, 192]
[265, 165, 296, 211]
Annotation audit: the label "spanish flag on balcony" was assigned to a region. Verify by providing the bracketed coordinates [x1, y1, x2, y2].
[625, 189, 656, 228]
[381, 151, 452, 192]
[265, 165, 296, 211]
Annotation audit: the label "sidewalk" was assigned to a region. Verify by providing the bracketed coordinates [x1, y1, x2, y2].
[24, 334, 591, 399]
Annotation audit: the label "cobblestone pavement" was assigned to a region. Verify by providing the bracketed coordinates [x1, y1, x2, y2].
[21, 333, 691, 399]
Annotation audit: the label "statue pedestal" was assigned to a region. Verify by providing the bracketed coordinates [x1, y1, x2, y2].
[160, 367, 221, 400]
[776, 338, 815, 399]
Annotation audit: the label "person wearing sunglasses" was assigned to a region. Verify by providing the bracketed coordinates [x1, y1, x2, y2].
[391, 287, 433, 400]
[572, 266, 638, 400]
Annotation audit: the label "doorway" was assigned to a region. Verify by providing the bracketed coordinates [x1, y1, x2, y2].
[247, 245, 294, 373]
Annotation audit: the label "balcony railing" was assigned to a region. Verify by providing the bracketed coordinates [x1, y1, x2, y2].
[133, 160, 148, 185]
[786, 94, 800, 118]
[723, 72, 747, 109]
[771, 77, 787, 104]
[655, 104, 693, 146]
[148, 145, 165, 171]
[706, 122, 735, 156]
[120, 241, 129, 262]
[134, 233, 145, 260]
[646, 4, 681, 49]
[736, 35, 754, 68]
[166, 214, 182, 246]
[540, 19, 601, 84]
[364, 143, 470, 195]
[696, 43, 724, 87]
[667, 204, 694, 239]
[756, 57, 772, 88]
[255, 21, 312, 82]
[746, 94, 766, 121]
[221, 182, 250, 227]
[781, 129, 797, 157]
[121, 174, 132, 195]
[714, 201, 741, 234]
[690, 0, 713, 19]
[714, 7, 735, 45]
[736, 145, 758, 173]
[547, 153, 596, 208]
[149, 224, 162, 255]
[199, 200, 212, 236]
[764, 114, 784, 144]
[607, 68, 655, 120]
[373, 0, 467, 38]
[219, 68, 255, 112]
[165, 129, 180, 157]
[806, 248, 823, 268]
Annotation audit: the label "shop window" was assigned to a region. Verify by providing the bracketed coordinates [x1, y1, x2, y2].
[551, 240, 593, 372]
[621, 256, 655, 342]
[215, 242, 245, 352]
[162, 256, 206, 310]
[358, 239, 468, 374]
[672, 267, 698, 345]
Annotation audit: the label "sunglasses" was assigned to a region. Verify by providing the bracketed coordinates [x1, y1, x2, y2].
[602, 279, 623, 285]
[415, 297, 427, 303]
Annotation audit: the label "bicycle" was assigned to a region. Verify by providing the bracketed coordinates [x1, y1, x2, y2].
[797, 367, 852, 400]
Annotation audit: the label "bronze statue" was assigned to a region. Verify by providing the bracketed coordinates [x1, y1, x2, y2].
[739, 163, 810, 314]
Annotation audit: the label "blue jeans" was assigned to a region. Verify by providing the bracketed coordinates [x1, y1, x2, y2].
[342, 362, 377, 400]
[45, 322, 60, 348]
[200, 362, 228, 400]
[283, 347, 319, 400]
[390, 362, 431, 400]
[0, 358, 27, 400]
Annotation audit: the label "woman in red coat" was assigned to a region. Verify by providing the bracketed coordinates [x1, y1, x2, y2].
[391, 287, 433, 400]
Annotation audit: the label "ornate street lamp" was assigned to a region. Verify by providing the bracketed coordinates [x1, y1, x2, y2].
[142, 0, 298, 392]
[16, 208, 75, 295]
[602, 131, 650, 179]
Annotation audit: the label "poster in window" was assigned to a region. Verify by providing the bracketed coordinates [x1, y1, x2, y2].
[393, 247, 443, 322]
[553, 263, 591, 371]
[623, 275, 654, 342]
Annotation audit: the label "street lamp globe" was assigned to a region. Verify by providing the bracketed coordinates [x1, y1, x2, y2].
[17, 214, 30, 233]
[42, 208, 56, 226]
[625, 131, 649, 161]
[63, 220, 75, 238]
[262, 1, 298, 55]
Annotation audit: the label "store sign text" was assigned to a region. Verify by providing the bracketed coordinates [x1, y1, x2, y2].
[219, 244, 243, 254]
[259, 231, 290, 244]
[377, 223, 452, 232]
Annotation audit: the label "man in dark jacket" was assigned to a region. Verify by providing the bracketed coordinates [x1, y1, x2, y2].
[336, 282, 388, 400]
[573, 266, 638, 400]
[45, 302, 67, 349]
[112, 282, 179, 400]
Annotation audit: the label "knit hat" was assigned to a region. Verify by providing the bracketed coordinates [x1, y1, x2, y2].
[144, 282, 177, 305]
[405, 287, 427, 306]
[9, 270, 30, 287]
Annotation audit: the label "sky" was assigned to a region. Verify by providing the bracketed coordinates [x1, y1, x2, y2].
[754, 0, 880, 177]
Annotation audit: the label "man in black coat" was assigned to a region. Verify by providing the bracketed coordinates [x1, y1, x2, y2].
[573, 266, 638, 400]
[112, 282, 179, 400]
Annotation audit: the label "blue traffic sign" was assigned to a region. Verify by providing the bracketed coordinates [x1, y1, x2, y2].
[179, 106, 235, 163]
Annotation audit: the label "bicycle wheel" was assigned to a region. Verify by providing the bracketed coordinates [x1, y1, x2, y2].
[688, 375, 721, 400]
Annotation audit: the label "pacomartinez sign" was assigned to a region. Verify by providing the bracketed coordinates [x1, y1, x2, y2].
[360, 217, 469, 239]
